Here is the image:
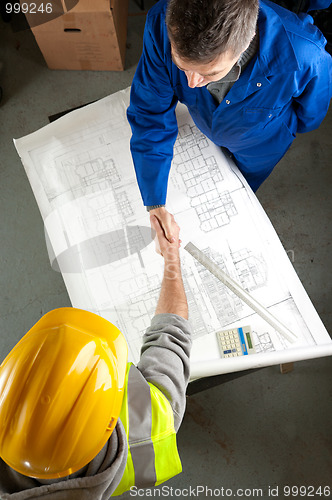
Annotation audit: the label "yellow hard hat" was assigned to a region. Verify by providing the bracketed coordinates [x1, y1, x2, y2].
[0, 307, 128, 479]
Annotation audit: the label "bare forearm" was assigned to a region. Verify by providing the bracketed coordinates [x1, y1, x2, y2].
[155, 250, 188, 319]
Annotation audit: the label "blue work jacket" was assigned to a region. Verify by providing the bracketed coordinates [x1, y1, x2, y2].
[307, 1, 331, 10]
[127, 0, 332, 202]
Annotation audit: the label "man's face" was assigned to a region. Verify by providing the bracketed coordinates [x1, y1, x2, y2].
[171, 44, 242, 88]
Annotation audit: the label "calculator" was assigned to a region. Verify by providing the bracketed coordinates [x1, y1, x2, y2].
[216, 326, 256, 358]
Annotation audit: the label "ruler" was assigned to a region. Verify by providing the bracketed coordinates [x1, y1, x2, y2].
[184, 242, 297, 344]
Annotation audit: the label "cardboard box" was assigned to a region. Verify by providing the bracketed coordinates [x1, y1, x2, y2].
[23, 0, 128, 71]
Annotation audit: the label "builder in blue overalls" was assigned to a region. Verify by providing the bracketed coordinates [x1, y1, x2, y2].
[127, 0, 332, 242]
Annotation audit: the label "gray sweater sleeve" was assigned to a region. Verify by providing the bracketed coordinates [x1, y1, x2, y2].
[137, 313, 192, 431]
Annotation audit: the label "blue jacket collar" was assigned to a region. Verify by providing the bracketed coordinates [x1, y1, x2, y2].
[257, 1, 300, 77]
[225, 1, 301, 101]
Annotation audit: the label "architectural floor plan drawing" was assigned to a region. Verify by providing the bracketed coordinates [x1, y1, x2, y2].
[14, 88, 332, 378]
[174, 123, 238, 232]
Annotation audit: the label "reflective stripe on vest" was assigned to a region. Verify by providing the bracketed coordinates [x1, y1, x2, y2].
[112, 363, 182, 496]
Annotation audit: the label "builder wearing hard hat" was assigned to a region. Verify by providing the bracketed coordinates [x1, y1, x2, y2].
[0, 214, 192, 499]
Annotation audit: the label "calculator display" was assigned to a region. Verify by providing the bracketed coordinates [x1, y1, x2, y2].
[246, 331, 253, 349]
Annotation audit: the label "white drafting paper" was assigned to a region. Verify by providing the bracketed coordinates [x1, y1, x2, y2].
[14, 87, 332, 379]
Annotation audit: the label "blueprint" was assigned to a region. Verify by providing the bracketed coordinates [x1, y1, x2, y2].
[14, 87, 332, 378]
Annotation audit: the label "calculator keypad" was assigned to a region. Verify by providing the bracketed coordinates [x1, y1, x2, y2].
[217, 328, 243, 358]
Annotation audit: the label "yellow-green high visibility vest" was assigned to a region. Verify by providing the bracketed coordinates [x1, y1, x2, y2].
[112, 363, 182, 496]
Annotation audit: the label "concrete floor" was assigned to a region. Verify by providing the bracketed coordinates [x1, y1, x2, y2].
[0, 1, 331, 498]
